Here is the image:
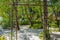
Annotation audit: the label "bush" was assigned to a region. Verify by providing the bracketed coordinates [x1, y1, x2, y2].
[39, 32, 44, 40]
[32, 20, 41, 24]
[0, 35, 5, 40]
[49, 21, 57, 28]
[2, 21, 10, 29]
[30, 24, 42, 29]
[20, 19, 29, 25]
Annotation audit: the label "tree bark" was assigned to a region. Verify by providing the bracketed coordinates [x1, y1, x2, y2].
[43, 0, 50, 40]
[13, 0, 20, 30]
[12, 0, 19, 40]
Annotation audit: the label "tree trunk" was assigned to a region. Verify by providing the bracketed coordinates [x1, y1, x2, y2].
[15, 0, 19, 40]
[43, 0, 50, 40]
[12, 0, 19, 40]
[13, 0, 20, 30]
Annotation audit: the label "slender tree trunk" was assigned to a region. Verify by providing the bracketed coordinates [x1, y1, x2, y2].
[12, 0, 19, 40]
[11, 0, 15, 40]
[15, 0, 19, 40]
[39, 0, 43, 28]
[13, 0, 19, 30]
[30, 13, 34, 26]
[24, 6, 33, 26]
[15, 0, 20, 30]
[43, 0, 50, 40]
[11, 10, 13, 40]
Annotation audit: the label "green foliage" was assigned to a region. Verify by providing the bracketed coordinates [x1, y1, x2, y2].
[39, 32, 44, 38]
[2, 20, 10, 29]
[32, 20, 41, 24]
[39, 32, 44, 40]
[30, 24, 42, 29]
[0, 0, 60, 29]
[0, 35, 5, 40]
[20, 19, 29, 25]
[49, 21, 57, 28]
[50, 0, 58, 4]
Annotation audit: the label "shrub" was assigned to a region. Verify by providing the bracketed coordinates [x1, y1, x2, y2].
[20, 19, 29, 25]
[30, 24, 42, 29]
[0, 35, 5, 40]
[2, 21, 10, 29]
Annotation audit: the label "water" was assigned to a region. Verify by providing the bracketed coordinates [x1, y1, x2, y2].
[2, 25, 43, 40]
[3, 29, 42, 40]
